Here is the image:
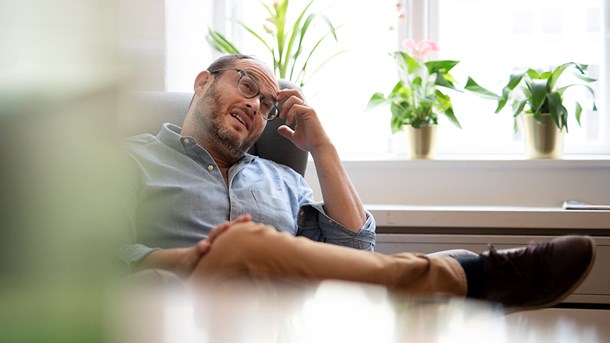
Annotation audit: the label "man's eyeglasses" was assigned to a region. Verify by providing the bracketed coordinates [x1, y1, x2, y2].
[210, 68, 279, 121]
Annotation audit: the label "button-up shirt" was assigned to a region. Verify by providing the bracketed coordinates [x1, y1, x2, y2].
[119, 123, 376, 267]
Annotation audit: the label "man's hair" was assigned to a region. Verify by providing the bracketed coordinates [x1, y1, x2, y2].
[207, 54, 256, 73]
[187, 54, 258, 108]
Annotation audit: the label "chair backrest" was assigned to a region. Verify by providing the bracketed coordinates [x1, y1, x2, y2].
[119, 81, 308, 176]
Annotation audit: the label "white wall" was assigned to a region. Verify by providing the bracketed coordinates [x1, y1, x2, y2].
[118, 0, 166, 91]
[305, 159, 610, 207]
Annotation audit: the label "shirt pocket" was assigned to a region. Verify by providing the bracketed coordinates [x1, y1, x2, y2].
[251, 189, 296, 234]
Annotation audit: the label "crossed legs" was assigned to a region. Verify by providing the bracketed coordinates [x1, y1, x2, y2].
[190, 222, 467, 296]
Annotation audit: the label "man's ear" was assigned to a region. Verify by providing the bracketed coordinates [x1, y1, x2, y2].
[194, 70, 212, 95]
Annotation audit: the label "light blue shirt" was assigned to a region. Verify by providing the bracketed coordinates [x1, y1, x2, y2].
[119, 123, 376, 267]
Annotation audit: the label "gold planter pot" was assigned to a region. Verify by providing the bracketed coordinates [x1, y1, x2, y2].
[405, 124, 437, 159]
[520, 114, 564, 159]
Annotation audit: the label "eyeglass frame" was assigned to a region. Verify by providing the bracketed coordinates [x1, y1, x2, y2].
[209, 68, 280, 121]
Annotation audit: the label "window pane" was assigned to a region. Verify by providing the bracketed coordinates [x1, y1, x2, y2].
[432, 0, 607, 155]
[235, 0, 401, 157]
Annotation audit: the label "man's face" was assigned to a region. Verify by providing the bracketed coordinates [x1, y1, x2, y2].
[193, 60, 279, 161]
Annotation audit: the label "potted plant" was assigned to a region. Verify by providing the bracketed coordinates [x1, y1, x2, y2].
[206, 0, 343, 88]
[465, 62, 597, 159]
[367, 39, 463, 159]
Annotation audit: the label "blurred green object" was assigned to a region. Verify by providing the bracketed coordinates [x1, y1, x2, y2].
[0, 88, 130, 343]
[1, 1, 128, 340]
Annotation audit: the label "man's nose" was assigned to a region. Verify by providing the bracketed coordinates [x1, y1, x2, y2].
[244, 98, 260, 117]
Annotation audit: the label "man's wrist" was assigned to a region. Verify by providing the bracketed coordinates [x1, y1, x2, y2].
[139, 248, 181, 271]
[309, 140, 336, 159]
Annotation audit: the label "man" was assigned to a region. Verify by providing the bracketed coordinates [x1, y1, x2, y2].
[119, 54, 595, 311]
[121, 54, 375, 272]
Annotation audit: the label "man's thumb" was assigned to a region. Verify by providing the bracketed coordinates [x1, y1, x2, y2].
[277, 125, 294, 140]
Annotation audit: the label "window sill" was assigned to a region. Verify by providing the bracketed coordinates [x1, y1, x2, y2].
[333, 153, 610, 162]
[367, 204, 610, 231]
[304, 157, 610, 208]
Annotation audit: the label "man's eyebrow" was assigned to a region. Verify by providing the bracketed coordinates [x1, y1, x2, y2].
[258, 84, 279, 103]
[260, 93, 278, 104]
[244, 70, 278, 101]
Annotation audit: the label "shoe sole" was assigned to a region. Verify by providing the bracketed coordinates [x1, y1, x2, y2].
[505, 236, 597, 314]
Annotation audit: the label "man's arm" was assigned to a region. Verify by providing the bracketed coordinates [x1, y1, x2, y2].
[137, 215, 253, 277]
[138, 240, 212, 277]
[277, 89, 366, 232]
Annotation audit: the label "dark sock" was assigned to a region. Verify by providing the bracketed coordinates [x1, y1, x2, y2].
[455, 255, 484, 298]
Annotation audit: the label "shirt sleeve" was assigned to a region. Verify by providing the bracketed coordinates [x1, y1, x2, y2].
[113, 148, 159, 270]
[116, 244, 159, 269]
[296, 202, 377, 251]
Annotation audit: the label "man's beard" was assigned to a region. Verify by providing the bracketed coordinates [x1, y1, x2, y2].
[208, 116, 251, 162]
[195, 84, 256, 162]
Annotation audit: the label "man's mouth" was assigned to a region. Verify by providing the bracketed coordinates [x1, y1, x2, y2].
[230, 111, 250, 130]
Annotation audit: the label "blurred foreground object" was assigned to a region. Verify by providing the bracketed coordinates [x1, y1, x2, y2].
[0, 0, 127, 342]
[110, 277, 607, 343]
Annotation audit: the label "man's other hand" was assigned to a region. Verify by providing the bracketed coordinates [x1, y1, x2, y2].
[139, 214, 253, 277]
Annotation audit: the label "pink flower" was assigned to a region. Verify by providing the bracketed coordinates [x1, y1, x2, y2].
[401, 39, 439, 60]
[402, 38, 417, 51]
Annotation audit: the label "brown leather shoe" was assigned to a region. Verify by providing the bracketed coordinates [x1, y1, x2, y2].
[480, 235, 596, 312]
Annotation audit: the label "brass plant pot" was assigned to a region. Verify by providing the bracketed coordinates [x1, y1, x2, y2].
[405, 124, 437, 159]
[520, 114, 564, 159]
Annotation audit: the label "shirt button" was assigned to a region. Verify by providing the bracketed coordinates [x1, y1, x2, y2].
[207, 165, 214, 171]
[182, 138, 190, 144]
[299, 210, 304, 217]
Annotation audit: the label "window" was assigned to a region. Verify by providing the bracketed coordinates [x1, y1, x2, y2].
[165, 0, 609, 159]
[430, 0, 607, 156]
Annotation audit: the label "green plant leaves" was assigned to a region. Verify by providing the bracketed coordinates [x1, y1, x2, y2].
[396, 51, 421, 75]
[467, 62, 597, 132]
[464, 77, 500, 100]
[434, 90, 461, 128]
[205, 0, 341, 88]
[425, 60, 459, 75]
[527, 78, 549, 113]
[366, 93, 388, 110]
[512, 99, 527, 118]
[546, 91, 568, 130]
[206, 28, 241, 54]
[367, 50, 465, 132]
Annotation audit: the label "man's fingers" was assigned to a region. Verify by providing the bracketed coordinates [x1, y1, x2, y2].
[277, 88, 304, 103]
[195, 240, 211, 254]
[232, 214, 252, 223]
[207, 214, 252, 243]
[208, 221, 230, 242]
[279, 92, 307, 124]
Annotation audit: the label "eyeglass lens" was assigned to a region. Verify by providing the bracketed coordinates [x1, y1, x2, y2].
[237, 73, 279, 121]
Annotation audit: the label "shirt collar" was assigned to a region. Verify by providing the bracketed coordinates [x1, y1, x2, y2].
[156, 123, 257, 164]
[157, 123, 186, 152]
